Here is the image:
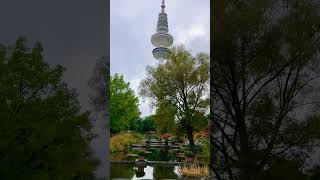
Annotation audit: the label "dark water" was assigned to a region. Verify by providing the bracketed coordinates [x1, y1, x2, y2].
[145, 149, 178, 161]
[110, 163, 179, 180]
[111, 149, 180, 161]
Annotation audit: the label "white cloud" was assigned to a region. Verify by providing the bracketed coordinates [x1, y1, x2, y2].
[129, 78, 141, 96]
[174, 23, 209, 46]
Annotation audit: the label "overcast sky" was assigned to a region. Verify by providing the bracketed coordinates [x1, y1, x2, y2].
[0, 0, 108, 111]
[111, 0, 210, 117]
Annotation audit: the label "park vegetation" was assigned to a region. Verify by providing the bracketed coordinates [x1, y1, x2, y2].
[0, 37, 98, 179]
[110, 74, 140, 134]
[139, 46, 210, 148]
[212, 0, 320, 179]
[178, 163, 209, 178]
[110, 132, 143, 152]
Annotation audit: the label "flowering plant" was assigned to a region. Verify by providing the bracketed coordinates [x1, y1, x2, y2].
[161, 133, 173, 140]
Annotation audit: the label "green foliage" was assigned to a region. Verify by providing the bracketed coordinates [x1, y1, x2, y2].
[200, 139, 210, 163]
[154, 102, 178, 135]
[110, 74, 140, 134]
[140, 115, 156, 132]
[0, 37, 97, 179]
[130, 116, 156, 132]
[137, 151, 145, 156]
[139, 46, 210, 146]
[212, 0, 320, 179]
[184, 151, 194, 158]
[129, 118, 142, 131]
[110, 132, 143, 152]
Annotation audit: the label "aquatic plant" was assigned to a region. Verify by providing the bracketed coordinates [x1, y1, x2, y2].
[178, 163, 209, 177]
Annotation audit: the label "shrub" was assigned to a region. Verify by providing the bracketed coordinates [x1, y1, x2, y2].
[110, 132, 143, 152]
[201, 139, 210, 157]
[184, 151, 194, 158]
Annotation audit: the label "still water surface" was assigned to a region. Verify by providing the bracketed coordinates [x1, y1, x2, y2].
[110, 163, 180, 180]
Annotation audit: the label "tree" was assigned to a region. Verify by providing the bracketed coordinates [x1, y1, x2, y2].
[88, 56, 109, 113]
[139, 46, 210, 148]
[109, 74, 140, 134]
[211, 0, 320, 179]
[129, 116, 156, 132]
[140, 115, 156, 132]
[154, 101, 178, 135]
[0, 37, 97, 179]
[129, 117, 142, 132]
[89, 64, 141, 134]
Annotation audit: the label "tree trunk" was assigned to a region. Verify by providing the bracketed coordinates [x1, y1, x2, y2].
[239, 151, 258, 180]
[186, 126, 195, 149]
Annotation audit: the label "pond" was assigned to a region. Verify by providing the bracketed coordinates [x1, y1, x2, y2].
[110, 136, 210, 179]
[110, 163, 180, 180]
[111, 148, 182, 162]
[110, 163, 211, 180]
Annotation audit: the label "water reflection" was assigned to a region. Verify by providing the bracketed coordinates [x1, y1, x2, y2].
[133, 166, 153, 179]
[145, 149, 176, 161]
[110, 164, 135, 179]
[154, 165, 178, 179]
[111, 163, 179, 180]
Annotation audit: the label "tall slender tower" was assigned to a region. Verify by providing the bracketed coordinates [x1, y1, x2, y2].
[151, 0, 174, 61]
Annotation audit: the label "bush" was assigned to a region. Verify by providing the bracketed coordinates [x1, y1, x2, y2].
[110, 132, 143, 152]
[200, 139, 210, 163]
[184, 151, 194, 158]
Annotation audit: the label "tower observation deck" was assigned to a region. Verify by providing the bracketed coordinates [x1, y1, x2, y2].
[151, 0, 174, 60]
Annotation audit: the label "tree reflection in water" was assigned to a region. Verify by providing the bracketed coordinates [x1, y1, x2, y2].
[135, 165, 146, 177]
[110, 164, 179, 179]
[110, 164, 135, 179]
[153, 165, 178, 179]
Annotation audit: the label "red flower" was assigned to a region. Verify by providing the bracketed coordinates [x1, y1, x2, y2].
[161, 133, 173, 140]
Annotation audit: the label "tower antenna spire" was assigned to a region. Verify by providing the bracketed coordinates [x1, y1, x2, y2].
[161, 0, 165, 13]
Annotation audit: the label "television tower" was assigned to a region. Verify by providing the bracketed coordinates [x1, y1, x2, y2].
[151, 0, 174, 62]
